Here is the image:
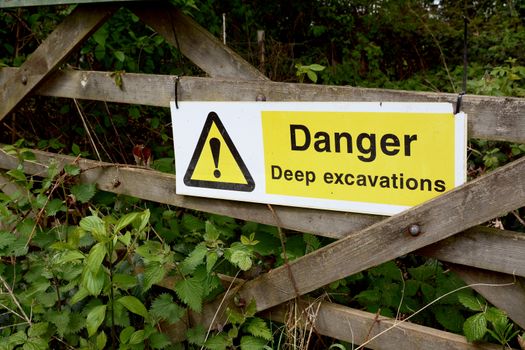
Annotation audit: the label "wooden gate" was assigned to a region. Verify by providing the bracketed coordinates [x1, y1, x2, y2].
[1, 1, 524, 348]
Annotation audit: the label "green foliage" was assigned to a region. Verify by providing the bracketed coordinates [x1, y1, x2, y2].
[459, 294, 520, 345]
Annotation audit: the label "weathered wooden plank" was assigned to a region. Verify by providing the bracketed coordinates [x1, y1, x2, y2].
[0, 0, 143, 8]
[128, 3, 268, 81]
[263, 298, 502, 350]
[193, 156, 525, 327]
[0, 4, 117, 121]
[0, 147, 381, 237]
[451, 265, 525, 330]
[2, 147, 524, 326]
[1, 148, 523, 279]
[1, 68, 523, 143]
[419, 226, 525, 278]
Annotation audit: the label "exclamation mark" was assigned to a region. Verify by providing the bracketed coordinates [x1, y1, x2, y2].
[209, 137, 221, 178]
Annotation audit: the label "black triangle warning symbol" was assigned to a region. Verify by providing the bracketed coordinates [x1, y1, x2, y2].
[183, 112, 255, 192]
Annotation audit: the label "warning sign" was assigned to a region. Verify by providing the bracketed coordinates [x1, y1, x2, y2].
[183, 112, 254, 191]
[171, 102, 467, 216]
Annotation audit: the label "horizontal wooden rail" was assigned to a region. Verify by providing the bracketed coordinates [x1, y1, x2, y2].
[1, 68, 524, 143]
[263, 298, 502, 350]
[0, 148, 523, 277]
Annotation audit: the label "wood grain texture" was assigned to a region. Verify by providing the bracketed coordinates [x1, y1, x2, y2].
[1, 148, 523, 278]
[2, 148, 524, 329]
[263, 298, 502, 350]
[1, 68, 523, 143]
[0, 147, 381, 237]
[129, 3, 268, 81]
[451, 265, 525, 330]
[420, 226, 525, 278]
[195, 156, 525, 326]
[0, 4, 117, 120]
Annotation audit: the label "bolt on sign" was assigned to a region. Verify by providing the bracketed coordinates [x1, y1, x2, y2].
[171, 102, 467, 215]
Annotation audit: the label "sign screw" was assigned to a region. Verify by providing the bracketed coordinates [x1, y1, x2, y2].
[21, 75, 28, 85]
[408, 224, 421, 236]
[256, 94, 266, 101]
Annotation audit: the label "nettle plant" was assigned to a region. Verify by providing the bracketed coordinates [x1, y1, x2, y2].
[0, 145, 272, 350]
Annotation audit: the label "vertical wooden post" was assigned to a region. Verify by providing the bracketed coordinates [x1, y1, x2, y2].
[257, 30, 265, 74]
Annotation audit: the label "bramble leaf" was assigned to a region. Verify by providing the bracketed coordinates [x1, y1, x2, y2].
[464, 313, 487, 342]
[150, 294, 185, 324]
[244, 318, 272, 340]
[175, 277, 204, 312]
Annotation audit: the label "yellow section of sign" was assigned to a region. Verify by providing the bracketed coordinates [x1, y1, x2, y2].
[262, 111, 455, 206]
[184, 112, 255, 192]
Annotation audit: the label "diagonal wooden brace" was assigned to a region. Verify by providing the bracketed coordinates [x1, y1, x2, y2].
[0, 3, 117, 121]
[128, 2, 268, 81]
[194, 156, 525, 328]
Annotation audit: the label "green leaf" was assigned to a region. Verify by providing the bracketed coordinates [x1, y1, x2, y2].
[484, 307, 507, 324]
[458, 294, 484, 312]
[175, 277, 204, 312]
[186, 325, 206, 346]
[28, 322, 48, 338]
[86, 242, 107, 273]
[204, 221, 220, 241]
[117, 296, 149, 319]
[240, 335, 268, 350]
[22, 337, 48, 350]
[71, 286, 90, 304]
[0, 231, 17, 249]
[96, 331, 107, 350]
[86, 304, 107, 337]
[119, 326, 135, 344]
[306, 70, 318, 83]
[129, 329, 145, 345]
[149, 332, 171, 349]
[226, 307, 245, 325]
[307, 63, 325, 71]
[150, 294, 186, 324]
[143, 262, 166, 292]
[7, 168, 26, 181]
[114, 50, 126, 62]
[434, 305, 464, 332]
[244, 318, 272, 340]
[46, 198, 65, 216]
[113, 273, 138, 290]
[79, 216, 107, 241]
[206, 251, 219, 273]
[71, 183, 97, 203]
[205, 334, 230, 350]
[114, 212, 140, 233]
[45, 310, 70, 337]
[64, 164, 81, 176]
[180, 243, 207, 274]
[82, 266, 106, 296]
[463, 313, 487, 342]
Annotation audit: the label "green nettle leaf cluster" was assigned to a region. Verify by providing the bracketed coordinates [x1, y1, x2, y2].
[0, 149, 277, 349]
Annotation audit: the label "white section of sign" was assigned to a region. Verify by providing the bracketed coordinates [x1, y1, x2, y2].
[171, 101, 466, 215]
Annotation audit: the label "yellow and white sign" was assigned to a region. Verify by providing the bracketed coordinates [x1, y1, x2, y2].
[171, 102, 466, 215]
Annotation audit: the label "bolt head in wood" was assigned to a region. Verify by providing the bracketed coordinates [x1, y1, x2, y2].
[21, 75, 28, 85]
[408, 224, 421, 236]
[256, 94, 266, 101]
